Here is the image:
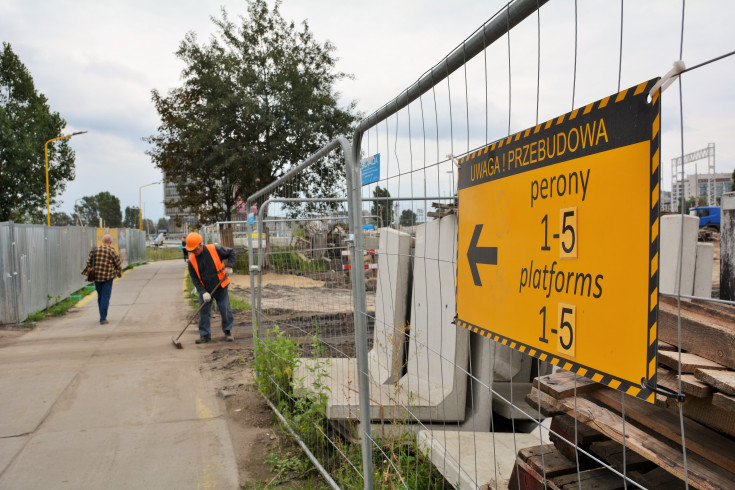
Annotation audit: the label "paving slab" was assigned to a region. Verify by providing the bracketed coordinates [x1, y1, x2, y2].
[418, 430, 548, 490]
[0, 369, 78, 437]
[0, 260, 238, 488]
[0, 420, 237, 490]
[0, 436, 28, 475]
[41, 359, 222, 431]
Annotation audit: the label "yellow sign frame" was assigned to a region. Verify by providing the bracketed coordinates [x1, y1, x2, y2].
[456, 79, 661, 403]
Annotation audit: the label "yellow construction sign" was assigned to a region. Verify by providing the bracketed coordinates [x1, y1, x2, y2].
[456, 79, 661, 403]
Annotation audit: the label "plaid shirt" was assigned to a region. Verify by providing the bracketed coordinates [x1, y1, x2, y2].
[87, 244, 121, 282]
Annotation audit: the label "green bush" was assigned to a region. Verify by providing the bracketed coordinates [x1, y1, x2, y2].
[254, 325, 298, 403]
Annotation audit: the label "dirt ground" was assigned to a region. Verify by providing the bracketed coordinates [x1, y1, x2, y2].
[195, 322, 282, 487]
[199, 273, 369, 488]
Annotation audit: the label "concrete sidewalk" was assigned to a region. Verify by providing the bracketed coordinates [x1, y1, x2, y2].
[0, 260, 238, 489]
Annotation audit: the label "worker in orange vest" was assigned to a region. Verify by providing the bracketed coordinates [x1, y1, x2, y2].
[184, 232, 236, 344]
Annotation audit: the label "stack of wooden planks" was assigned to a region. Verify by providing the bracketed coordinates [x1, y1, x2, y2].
[427, 202, 457, 219]
[509, 297, 735, 489]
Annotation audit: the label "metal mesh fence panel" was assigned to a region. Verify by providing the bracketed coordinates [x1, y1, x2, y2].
[246, 1, 735, 488]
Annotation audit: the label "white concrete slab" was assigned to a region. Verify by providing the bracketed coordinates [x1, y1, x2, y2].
[492, 382, 539, 420]
[370, 227, 412, 384]
[0, 336, 106, 367]
[316, 216, 469, 422]
[295, 228, 412, 402]
[0, 420, 238, 489]
[660, 215, 699, 296]
[397, 214, 468, 421]
[418, 430, 546, 490]
[493, 343, 533, 382]
[694, 242, 714, 298]
[463, 331, 495, 431]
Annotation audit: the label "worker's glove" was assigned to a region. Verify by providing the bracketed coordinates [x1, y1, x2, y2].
[202, 292, 212, 303]
[225, 267, 233, 277]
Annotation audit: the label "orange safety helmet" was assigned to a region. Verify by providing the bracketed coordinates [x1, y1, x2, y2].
[185, 232, 203, 251]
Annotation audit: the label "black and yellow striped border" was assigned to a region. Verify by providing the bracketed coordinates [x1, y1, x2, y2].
[456, 78, 661, 403]
[455, 318, 651, 400]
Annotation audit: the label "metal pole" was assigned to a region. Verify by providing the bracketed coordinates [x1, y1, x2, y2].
[339, 136, 374, 490]
[44, 131, 87, 226]
[8, 222, 20, 324]
[246, 212, 258, 341]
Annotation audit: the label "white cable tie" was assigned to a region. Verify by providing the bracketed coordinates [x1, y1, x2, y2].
[649, 60, 686, 96]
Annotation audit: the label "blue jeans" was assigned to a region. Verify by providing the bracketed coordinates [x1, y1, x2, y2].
[95, 278, 114, 322]
[198, 286, 234, 338]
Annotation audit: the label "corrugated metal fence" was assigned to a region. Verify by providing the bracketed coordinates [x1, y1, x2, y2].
[0, 222, 146, 324]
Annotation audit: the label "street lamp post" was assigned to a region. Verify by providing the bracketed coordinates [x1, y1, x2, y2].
[45, 131, 88, 226]
[139, 181, 161, 230]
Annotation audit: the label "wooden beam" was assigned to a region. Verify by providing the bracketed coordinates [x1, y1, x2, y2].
[534, 371, 599, 399]
[589, 440, 654, 473]
[694, 369, 735, 395]
[590, 387, 735, 474]
[659, 300, 735, 370]
[658, 367, 713, 398]
[658, 351, 728, 374]
[680, 395, 735, 437]
[712, 393, 735, 412]
[529, 387, 735, 489]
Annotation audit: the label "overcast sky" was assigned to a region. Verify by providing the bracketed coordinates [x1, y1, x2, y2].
[2, 0, 734, 223]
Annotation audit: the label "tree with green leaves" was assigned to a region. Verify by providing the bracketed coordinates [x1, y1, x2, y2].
[0, 43, 76, 223]
[371, 186, 394, 228]
[123, 206, 140, 228]
[78, 192, 122, 227]
[142, 218, 155, 235]
[399, 209, 417, 227]
[146, 0, 358, 225]
[50, 212, 74, 226]
[156, 217, 169, 231]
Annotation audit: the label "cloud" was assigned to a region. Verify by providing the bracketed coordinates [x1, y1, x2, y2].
[2, 0, 734, 225]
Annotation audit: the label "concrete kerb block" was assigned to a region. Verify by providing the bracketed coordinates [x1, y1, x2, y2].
[311, 215, 470, 423]
[417, 430, 548, 490]
[369, 227, 412, 384]
[660, 214, 699, 296]
[385, 214, 468, 422]
[293, 228, 412, 410]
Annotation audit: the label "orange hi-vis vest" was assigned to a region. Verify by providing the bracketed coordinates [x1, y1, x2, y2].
[189, 244, 230, 290]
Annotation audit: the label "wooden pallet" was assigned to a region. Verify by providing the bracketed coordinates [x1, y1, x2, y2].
[524, 371, 735, 490]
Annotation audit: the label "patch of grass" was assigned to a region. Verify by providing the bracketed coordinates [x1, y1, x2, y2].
[230, 295, 251, 312]
[184, 274, 198, 307]
[24, 285, 96, 323]
[146, 246, 187, 261]
[270, 247, 328, 274]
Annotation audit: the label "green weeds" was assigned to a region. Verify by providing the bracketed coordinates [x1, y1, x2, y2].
[24, 286, 96, 323]
[252, 324, 446, 489]
[270, 247, 328, 274]
[146, 246, 187, 261]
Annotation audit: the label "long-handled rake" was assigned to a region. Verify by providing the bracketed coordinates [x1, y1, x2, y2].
[172, 278, 225, 349]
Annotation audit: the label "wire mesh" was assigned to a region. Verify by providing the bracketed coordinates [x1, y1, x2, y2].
[246, 1, 735, 488]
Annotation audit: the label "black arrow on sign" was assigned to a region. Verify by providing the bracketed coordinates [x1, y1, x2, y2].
[467, 224, 497, 287]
